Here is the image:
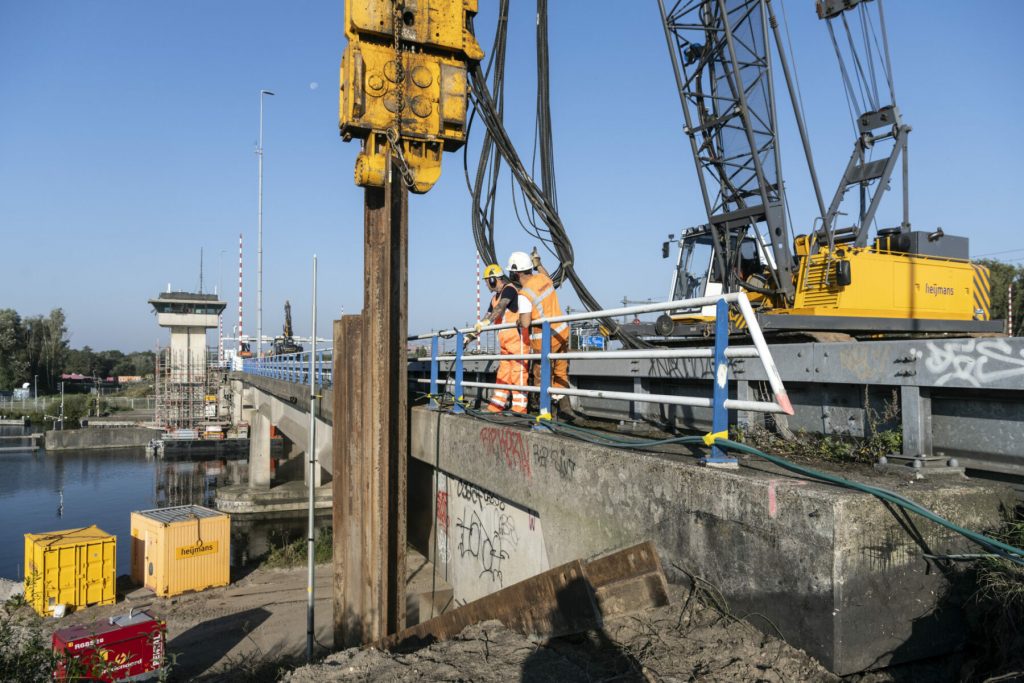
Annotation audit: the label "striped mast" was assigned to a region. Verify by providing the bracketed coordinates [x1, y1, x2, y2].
[218, 298, 224, 364]
[1010, 281, 1015, 336]
[237, 233, 244, 352]
[475, 251, 482, 351]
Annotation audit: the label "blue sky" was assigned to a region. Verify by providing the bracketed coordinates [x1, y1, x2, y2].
[1, 1, 1021, 352]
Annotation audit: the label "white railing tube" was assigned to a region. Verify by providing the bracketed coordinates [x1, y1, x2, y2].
[407, 293, 743, 341]
[432, 346, 761, 363]
[734, 295, 792, 414]
[418, 380, 788, 414]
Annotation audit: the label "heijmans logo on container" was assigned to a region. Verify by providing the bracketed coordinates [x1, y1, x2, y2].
[175, 540, 218, 560]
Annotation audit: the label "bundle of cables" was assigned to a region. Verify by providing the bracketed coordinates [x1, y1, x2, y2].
[464, 1, 650, 349]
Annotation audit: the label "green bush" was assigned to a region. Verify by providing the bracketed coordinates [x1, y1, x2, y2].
[967, 519, 1024, 678]
[262, 528, 333, 569]
[0, 604, 60, 682]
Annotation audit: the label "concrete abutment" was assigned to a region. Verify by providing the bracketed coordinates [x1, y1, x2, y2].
[226, 374, 1013, 675]
[407, 406, 1012, 675]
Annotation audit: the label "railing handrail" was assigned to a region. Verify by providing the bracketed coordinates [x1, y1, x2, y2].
[241, 348, 334, 389]
[407, 293, 744, 341]
[238, 293, 793, 467]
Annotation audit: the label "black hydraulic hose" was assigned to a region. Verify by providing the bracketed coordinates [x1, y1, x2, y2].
[463, 10, 650, 349]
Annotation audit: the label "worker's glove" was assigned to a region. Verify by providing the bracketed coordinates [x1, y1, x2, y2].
[531, 247, 542, 269]
[474, 319, 487, 334]
[464, 331, 478, 343]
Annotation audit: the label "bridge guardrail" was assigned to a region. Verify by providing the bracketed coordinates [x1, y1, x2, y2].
[242, 350, 332, 389]
[409, 292, 793, 467]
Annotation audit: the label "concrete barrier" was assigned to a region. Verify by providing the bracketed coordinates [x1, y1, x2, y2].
[409, 406, 1012, 675]
[44, 426, 162, 451]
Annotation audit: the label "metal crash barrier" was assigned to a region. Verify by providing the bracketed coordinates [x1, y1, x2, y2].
[409, 292, 794, 467]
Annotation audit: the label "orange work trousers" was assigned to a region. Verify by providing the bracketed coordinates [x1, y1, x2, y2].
[530, 333, 569, 394]
[487, 330, 529, 414]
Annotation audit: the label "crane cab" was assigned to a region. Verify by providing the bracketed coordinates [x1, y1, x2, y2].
[666, 226, 775, 321]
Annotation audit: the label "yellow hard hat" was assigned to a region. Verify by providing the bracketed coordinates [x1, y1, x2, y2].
[483, 264, 504, 279]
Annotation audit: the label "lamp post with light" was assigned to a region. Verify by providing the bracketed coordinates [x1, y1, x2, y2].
[257, 89, 275, 358]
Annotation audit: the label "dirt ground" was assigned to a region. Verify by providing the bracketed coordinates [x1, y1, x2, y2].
[11, 564, 842, 682]
[284, 584, 837, 683]
[27, 564, 335, 681]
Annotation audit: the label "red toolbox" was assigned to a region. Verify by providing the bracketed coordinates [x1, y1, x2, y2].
[52, 609, 166, 681]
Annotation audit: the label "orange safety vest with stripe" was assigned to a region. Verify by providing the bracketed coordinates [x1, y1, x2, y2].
[518, 272, 569, 350]
[491, 287, 527, 351]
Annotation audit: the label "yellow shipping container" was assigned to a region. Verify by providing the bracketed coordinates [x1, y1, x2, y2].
[130, 505, 230, 597]
[24, 525, 116, 616]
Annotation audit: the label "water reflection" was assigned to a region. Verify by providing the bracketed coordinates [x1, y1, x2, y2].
[0, 425, 327, 581]
[0, 451, 245, 579]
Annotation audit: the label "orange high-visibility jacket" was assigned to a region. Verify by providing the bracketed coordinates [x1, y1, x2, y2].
[492, 289, 527, 351]
[518, 272, 569, 349]
[491, 290, 528, 387]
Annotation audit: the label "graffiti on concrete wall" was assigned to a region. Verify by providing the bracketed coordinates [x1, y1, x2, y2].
[436, 472, 549, 602]
[532, 443, 576, 481]
[919, 339, 1024, 387]
[454, 507, 519, 586]
[435, 489, 451, 564]
[456, 479, 506, 511]
[479, 426, 532, 479]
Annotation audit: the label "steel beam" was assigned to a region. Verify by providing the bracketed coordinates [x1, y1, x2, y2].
[900, 385, 933, 458]
[333, 159, 408, 647]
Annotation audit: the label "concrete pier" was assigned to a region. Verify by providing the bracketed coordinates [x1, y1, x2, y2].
[408, 406, 1012, 675]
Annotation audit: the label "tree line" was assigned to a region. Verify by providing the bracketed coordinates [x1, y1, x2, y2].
[0, 308, 154, 392]
[2, 261, 1018, 391]
[977, 259, 1024, 334]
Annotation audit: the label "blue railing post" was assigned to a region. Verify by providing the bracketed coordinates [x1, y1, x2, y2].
[538, 321, 552, 420]
[317, 351, 324, 389]
[429, 336, 440, 410]
[702, 298, 736, 467]
[453, 332, 465, 414]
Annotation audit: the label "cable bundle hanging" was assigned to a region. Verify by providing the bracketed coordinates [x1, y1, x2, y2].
[465, 2, 649, 348]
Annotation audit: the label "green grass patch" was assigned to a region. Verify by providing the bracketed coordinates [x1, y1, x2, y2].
[736, 425, 902, 466]
[262, 527, 333, 569]
[966, 517, 1024, 679]
[736, 388, 902, 466]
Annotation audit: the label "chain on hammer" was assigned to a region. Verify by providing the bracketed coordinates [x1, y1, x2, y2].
[388, 2, 415, 189]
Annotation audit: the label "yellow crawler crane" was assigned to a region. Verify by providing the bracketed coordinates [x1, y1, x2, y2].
[339, 0, 482, 194]
[337, 1, 997, 338]
[655, 0, 996, 337]
[782, 234, 991, 325]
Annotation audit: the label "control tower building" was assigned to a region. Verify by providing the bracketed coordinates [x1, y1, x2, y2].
[149, 291, 226, 433]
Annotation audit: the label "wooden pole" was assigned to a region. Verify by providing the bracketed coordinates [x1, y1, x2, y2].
[333, 156, 408, 647]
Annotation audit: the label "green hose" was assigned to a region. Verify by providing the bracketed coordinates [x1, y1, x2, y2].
[713, 437, 1024, 565]
[454, 400, 1024, 565]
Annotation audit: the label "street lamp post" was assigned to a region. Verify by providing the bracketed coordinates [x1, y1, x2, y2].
[257, 89, 275, 358]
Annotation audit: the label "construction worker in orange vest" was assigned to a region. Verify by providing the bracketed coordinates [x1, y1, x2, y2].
[473, 264, 531, 413]
[506, 250, 571, 414]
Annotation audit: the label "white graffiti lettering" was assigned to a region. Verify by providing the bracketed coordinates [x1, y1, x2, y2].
[919, 339, 1024, 387]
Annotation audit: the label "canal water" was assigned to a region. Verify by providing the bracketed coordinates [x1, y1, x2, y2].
[0, 425, 274, 582]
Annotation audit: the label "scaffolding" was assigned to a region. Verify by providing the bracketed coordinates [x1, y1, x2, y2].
[154, 345, 225, 435]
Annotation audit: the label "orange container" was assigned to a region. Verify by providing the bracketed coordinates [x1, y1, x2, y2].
[130, 505, 230, 597]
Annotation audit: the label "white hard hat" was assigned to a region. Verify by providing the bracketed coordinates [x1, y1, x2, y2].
[506, 251, 533, 273]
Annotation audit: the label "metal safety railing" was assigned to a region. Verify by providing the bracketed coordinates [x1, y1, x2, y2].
[241, 350, 333, 389]
[409, 292, 794, 467]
